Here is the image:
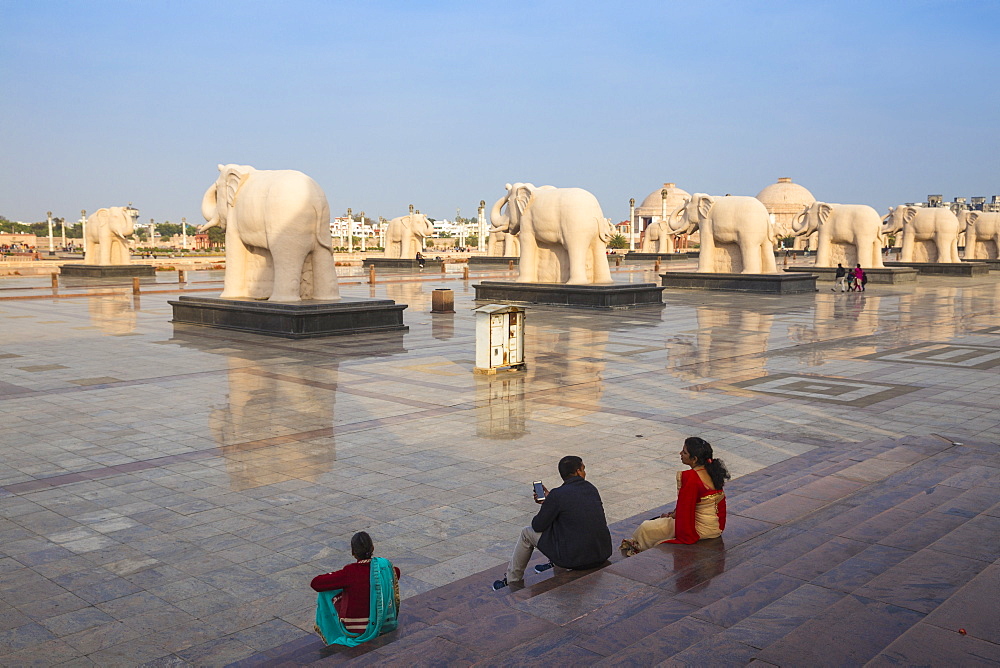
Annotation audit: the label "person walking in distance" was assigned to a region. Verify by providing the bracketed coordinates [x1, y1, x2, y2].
[834, 263, 847, 292]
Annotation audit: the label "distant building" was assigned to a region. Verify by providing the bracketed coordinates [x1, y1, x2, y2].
[756, 177, 816, 250]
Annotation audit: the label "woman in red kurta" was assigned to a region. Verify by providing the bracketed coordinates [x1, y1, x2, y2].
[621, 437, 730, 555]
[311, 532, 400, 636]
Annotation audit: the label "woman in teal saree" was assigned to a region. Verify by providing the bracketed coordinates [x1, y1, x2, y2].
[311, 532, 400, 647]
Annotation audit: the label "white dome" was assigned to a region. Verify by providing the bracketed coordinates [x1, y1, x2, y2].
[636, 183, 691, 215]
[756, 177, 815, 213]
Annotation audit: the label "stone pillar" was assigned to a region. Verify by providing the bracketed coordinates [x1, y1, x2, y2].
[47, 211, 54, 254]
[181, 217, 188, 250]
[360, 212, 366, 252]
[478, 200, 486, 252]
[628, 198, 635, 251]
[80, 210, 87, 253]
[347, 208, 354, 253]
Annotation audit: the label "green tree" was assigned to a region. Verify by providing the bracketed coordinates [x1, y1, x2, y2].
[608, 234, 628, 249]
[466, 234, 478, 248]
[206, 226, 225, 245]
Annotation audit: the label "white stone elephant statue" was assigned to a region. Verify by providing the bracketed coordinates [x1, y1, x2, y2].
[667, 195, 778, 273]
[960, 210, 1000, 260]
[490, 183, 614, 284]
[792, 202, 885, 268]
[84, 206, 136, 265]
[640, 220, 675, 254]
[881, 206, 960, 263]
[487, 228, 520, 257]
[384, 213, 433, 258]
[199, 164, 339, 302]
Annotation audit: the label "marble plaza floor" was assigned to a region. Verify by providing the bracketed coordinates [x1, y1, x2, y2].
[1, 262, 999, 665]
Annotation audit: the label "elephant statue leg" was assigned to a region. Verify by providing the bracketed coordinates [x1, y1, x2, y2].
[310, 247, 339, 300]
[739, 241, 763, 274]
[269, 243, 313, 302]
[590, 240, 613, 283]
[220, 226, 251, 299]
[565, 235, 595, 284]
[517, 229, 540, 282]
[900, 232, 915, 262]
[869, 237, 885, 268]
[697, 224, 716, 272]
[815, 234, 832, 266]
[760, 242, 777, 273]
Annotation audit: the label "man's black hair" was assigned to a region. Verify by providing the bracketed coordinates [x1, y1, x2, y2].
[558, 456, 584, 480]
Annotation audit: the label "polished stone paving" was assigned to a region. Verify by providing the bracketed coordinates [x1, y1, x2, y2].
[1, 263, 999, 665]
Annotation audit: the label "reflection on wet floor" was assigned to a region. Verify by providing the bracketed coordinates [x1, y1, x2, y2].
[1, 270, 1000, 664]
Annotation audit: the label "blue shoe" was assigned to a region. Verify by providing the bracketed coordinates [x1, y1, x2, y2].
[534, 562, 554, 574]
[492, 577, 508, 591]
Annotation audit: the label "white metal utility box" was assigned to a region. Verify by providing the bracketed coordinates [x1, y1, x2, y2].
[473, 304, 526, 375]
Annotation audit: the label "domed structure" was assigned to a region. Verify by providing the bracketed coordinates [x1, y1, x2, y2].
[756, 177, 816, 249]
[636, 183, 690, 220]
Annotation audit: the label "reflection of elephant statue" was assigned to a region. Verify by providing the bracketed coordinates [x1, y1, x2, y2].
[84, 207, 136, 265]
[385, 213, 434, 258]
[881, 206, 960, 263]
[490, 183, 614, 284]
[199, 164, 338, 301]
[667, 195, 777, 274]
[640, 220, 675, 254]
[961, 211, 1000, 260]
[487, 228, 520, 257]
[792, 202, 885, 268]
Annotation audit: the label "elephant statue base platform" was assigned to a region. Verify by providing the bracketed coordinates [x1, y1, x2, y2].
[169, 295, 409, 339]
[661, 272, 818, 294]
[783, 266, 918, 284]
[623, 252, 699, 262]
[473, 281, 664, 310]
[883, 261, 990, 277]
[59, 264, 156, 279]
[362, 257, 444, 271]
[467, 256, 520, 267]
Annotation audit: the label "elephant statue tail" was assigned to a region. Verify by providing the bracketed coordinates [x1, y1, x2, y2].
[315, 199, 333, 250]
[597, 217, 615, 244]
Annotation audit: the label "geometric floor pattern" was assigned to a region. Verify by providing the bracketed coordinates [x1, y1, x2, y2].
[860, 342, 1000, 369]
[1, 262, 1000, 665]
[731, 373, 924, 407]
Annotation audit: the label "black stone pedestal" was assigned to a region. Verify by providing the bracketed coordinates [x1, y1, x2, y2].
[962, 258, 1000, 271]
[362, 258, 444, 271]
[661, 272, 818, 293]
[169, 296, 408, 339]
[783, 266, 918, 284]
[623, 252, 697, 262]
[467, 256, 519, 267]
[473, 281, 663, 309]
[59, 264, 156, 278]
[884, 261, 990, 276]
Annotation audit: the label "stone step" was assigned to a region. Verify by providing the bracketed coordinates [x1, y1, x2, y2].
[247, 435, 998, 665]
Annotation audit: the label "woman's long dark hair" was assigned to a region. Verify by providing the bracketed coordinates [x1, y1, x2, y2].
[351, 531, 374, 560]
[685, 436, 731, 490]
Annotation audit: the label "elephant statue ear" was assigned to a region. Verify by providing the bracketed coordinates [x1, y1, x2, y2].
[696, 195, 715, 221]
[221, 165, 253, 208]
[902, 206, 918, 225]
[513, 184, 534, 219]
[817, 203, 834, 225]
[966, 211, 980, 226]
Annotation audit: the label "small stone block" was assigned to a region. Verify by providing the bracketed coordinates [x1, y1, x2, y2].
[784, 266, 918, 284]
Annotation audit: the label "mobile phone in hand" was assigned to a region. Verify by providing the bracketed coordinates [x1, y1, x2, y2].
[532, 481, 546, 502]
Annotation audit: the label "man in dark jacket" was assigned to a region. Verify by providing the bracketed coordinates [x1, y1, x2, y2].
[493, 456, 612, 590]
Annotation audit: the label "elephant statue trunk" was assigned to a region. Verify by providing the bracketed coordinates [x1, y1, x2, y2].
[200, 183, 222, 232]
[490, 192, 511, 233]
[791, 206, 816, 237]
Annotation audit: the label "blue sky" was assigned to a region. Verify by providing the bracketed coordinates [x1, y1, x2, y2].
[2, 1, 998, 225]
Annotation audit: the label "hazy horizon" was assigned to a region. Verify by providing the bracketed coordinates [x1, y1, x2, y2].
[2, 1, 998, 226]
